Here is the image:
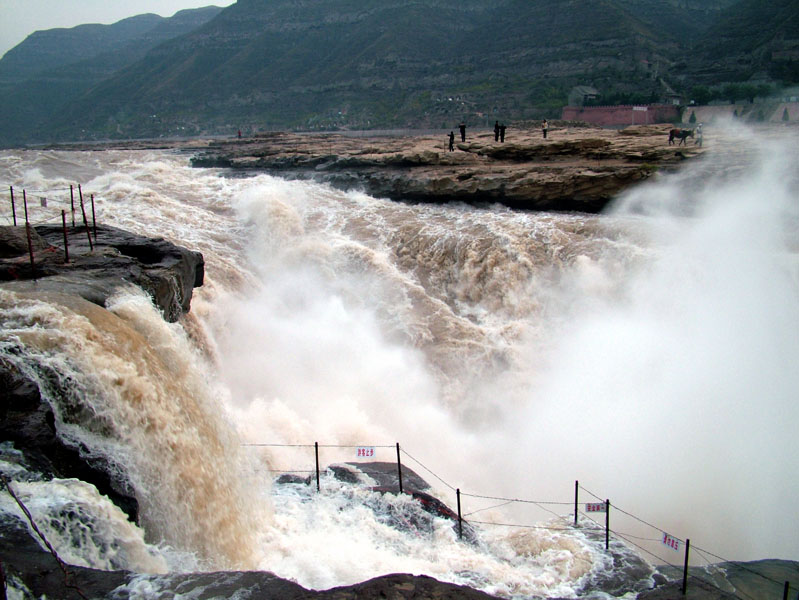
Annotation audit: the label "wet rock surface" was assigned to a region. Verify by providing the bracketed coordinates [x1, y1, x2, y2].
[0, 224, 206, 580]
[1, 510, 502, 599]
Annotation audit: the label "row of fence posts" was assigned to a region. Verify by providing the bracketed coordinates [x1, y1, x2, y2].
[574, 480, 694, 596]
[8, 185, 98, 279]
[307, 447, 795, 599]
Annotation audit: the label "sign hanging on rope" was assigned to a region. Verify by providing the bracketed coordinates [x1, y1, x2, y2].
[662, 532, 680, 552]
[585, 502, 606, 513]
[356, 446, 375, 458]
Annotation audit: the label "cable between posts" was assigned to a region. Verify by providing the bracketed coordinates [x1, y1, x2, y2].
[398, 447, 457, 491]
[0, 474, 89, 600]
[242, 444, 792, 595]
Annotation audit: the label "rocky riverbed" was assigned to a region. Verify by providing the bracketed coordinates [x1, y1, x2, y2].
[188, 123, 704, 211]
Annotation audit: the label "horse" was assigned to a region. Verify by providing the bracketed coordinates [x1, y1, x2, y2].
[668, 128, 694, 146]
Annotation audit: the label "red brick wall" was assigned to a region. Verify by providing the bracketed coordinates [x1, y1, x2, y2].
[561, 105, 680, 126]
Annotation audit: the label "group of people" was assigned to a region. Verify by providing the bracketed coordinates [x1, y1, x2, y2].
[447, 118, 550, 151]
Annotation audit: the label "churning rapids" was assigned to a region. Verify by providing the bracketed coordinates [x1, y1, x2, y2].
[0, 124, 797, 598]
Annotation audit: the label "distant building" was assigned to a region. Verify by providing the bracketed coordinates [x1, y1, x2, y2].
[567, 86, 600, 107]
[664, 92, 683, 106]
[561, 104, 680, 126]
[781, 86, 799, 102]
[680, 101, 799, 124]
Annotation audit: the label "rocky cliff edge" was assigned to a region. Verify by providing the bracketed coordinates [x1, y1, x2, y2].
[190, 124, 704, 212]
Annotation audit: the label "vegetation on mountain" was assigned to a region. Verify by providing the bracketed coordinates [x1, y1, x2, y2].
[689, 0, 799, 82]
[0, 7, 223, 144]
[0, 0, 797, 145]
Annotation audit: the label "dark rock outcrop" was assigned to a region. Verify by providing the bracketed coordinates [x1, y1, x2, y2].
[0, 361, 139, 522]
[0, 224, 204, 322]
[0, 507, 503, 599]
[0, 225, 205, 529]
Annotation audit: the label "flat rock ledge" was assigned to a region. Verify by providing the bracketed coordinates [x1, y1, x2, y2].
[190, 124, 704, 212]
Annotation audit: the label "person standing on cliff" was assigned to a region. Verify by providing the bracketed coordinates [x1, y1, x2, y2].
[459, 122, 466, 142]
[494, 120, 500, 142]
[542, 119, 548, 139]
[448, 131, 455, 151]
[500, 123, 506, 143]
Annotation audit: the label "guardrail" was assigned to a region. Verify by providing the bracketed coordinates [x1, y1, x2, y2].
[243, 440, 798, 600]
[3, 184, 99, 278]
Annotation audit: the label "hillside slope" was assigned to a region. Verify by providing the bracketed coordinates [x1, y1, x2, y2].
[42, 0, 694, 141]
[0, 15, 163, 82]
[3, 0, 797, 145]
[688, 0, 799, 83]
[0, 7, 224, 145]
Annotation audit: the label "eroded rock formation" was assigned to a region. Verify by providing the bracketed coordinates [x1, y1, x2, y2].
[190, 124, 703, 212]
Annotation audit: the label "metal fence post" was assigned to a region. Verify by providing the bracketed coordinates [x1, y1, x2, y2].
[91, 194, 97, 240]
[456, 488, 463, 540]
[315, 442, 320, 492]
[396, 443, 403, 493]
[574, 480, 579, 526]
[78, 185, 93, 250]
[61, 210, 69, 263]
[9, 186, 16, 226]
[25, 222, 35, 280]
[681, 538, 691, 595]
[605, 499, 610, 550]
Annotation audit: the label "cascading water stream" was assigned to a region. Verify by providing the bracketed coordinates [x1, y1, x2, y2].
[0, 124, 797, 597]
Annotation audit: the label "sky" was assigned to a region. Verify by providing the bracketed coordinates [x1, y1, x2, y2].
[0, 0, 237, 58]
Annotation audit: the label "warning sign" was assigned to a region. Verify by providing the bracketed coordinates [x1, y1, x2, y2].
[356, 446, 375, 458]
[662, 533, 680, 552]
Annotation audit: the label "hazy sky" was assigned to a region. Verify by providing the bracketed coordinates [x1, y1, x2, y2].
[0, 0, 237, 58]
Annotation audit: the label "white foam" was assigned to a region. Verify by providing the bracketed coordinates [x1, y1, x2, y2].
[0, 126, 796, 595]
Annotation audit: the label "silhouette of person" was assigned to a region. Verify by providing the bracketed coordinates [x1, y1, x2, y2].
[695, 123, 703, 147]
[459, 122, 466, 142]
[448, 131, 455, 151]
[494, 121, 500, 142]
[500, 124, 506, 143]
[542, 119, 548, 139]
[237, 129, 242, 139]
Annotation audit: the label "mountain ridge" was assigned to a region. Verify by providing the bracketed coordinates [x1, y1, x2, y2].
[1, 0, 797, 146]
[0, 6, 224, 145]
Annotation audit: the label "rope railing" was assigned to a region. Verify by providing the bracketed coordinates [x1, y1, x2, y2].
[468, 520, 575, 532]
[4, 183, 98, 228]
[241, 441, 797, 599]
[579, 482, 795, 597]
[0, 474, 89, 600]
[398, 446, 457, 492]
[1, 183, 102, 276]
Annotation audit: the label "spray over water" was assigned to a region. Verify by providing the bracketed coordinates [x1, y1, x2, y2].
[0, 126, 796, 596]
